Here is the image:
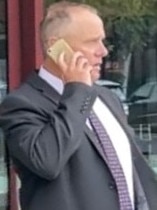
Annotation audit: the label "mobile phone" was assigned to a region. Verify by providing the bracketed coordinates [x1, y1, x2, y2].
[47, 39, 74, 64]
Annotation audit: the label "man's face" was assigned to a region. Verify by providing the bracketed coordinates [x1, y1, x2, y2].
[63, 9, 108, 82]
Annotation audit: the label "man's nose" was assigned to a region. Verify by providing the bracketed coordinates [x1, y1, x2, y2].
[97, 43, 109, 58]
[102, 44, 109, 58]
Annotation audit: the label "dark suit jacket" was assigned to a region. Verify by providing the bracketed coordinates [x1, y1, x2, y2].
[0, 71, 157, 210]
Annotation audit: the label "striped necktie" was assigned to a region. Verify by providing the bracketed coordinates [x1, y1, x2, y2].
[89, 110, 133, 210]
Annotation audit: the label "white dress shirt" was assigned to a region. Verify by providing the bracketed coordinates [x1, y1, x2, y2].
[39, 66, 134, 208]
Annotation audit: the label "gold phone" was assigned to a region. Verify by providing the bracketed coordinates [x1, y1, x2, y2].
[47, 39, 74, 64]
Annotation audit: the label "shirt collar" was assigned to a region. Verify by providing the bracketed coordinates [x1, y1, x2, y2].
[38, 66, 64, 95]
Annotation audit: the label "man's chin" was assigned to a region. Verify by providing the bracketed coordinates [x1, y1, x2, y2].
[91, 70, 101, 82]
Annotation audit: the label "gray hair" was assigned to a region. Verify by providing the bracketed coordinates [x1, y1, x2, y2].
[40, 1, 99, 54]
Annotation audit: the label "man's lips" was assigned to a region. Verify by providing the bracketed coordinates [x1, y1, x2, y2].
[93, 63, 102, 70]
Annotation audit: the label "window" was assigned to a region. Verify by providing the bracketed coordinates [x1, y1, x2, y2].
[99, 5, 157, 176]
[0, 0, 8, 209]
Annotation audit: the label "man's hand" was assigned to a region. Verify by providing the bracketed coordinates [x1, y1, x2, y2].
[58, 52, 93, 86]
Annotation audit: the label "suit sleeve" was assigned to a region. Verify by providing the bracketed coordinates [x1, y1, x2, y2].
[0, 82, 97, 180]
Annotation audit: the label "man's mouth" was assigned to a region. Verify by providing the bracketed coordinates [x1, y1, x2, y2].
[93, 64, 102, 71]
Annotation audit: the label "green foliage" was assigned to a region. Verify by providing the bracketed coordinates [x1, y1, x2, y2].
[106, 15, 157, 59]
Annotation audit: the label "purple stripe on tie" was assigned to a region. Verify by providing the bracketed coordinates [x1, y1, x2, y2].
[89, 110, 133, 210]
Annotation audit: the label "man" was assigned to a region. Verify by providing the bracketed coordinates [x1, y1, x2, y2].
[0, 1, 157, 210]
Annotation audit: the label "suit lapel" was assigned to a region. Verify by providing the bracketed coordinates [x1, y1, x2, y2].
[85, 126, 109, 163]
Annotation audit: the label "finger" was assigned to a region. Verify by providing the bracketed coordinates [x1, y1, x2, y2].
[70, 51, 84, 69]
[77, 57, 89, 70]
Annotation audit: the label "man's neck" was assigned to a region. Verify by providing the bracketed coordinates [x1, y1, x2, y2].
[43, 57, 63, 80]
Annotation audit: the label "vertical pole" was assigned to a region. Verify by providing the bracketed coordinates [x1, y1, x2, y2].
[19, 0, 44, 81]
[7, 0, 21, 209]
[7, 0, 21, 90]
[7, 0, 44, 209]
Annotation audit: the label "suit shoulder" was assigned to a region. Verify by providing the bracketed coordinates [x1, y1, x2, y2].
[94, 84, 119, 102]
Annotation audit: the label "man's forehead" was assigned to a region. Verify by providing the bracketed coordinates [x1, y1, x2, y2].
[64, 12, 105, 43]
